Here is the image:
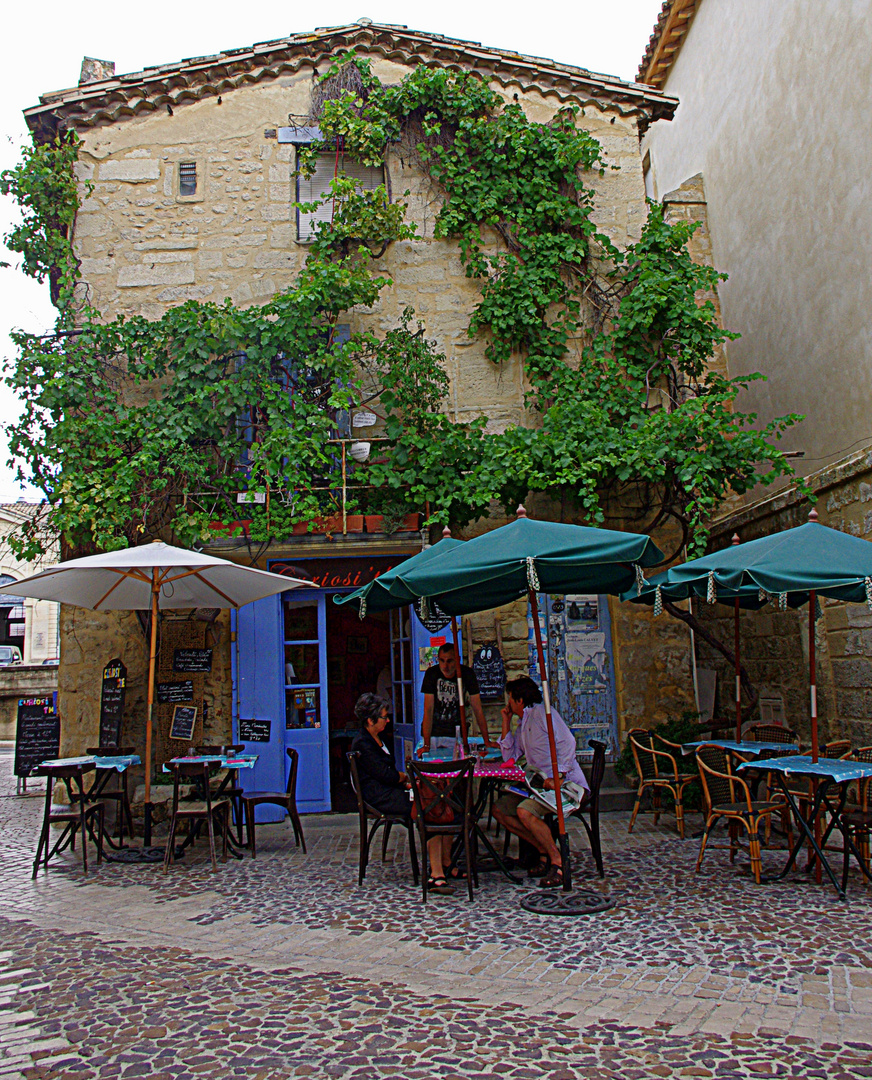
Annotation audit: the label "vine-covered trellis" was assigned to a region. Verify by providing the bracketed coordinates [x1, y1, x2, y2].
[1, 55, 804, 560]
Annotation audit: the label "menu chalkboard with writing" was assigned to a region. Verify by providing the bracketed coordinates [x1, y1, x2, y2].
[238, 718, 271, 743]
[170, 705, 197, 741]
[157, 680, 194, 704]
[173, 648, 213, 673]
[99, 658, 127, 747]
[14, 697, 61, 777]
[472, 643, 506, 702]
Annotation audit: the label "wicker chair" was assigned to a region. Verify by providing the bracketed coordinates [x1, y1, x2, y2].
[840, 746, 872, 889]
[627, 729, 697, 839]
[822, 739, 853, 759]
[695, 743, 785, 884]
[747, 723, 799, 747]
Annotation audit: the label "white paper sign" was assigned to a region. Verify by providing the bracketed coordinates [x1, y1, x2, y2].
[353, 410, 378, 428]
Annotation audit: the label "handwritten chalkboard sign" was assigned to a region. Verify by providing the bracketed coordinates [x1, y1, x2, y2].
[173, 648, 212, 673]
[157, 680, 194, 704]
[473, 643, 506, 702]
[170, 705, 197, 741]
[99, 658, 127, 746]
[14, 697, 61, 777]
[238, 718, 271, 743]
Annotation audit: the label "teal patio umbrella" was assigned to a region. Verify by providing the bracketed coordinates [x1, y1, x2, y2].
[333, 532, 477, 745]
[393, 507, 664, 893]
[625, 511, 872, 761]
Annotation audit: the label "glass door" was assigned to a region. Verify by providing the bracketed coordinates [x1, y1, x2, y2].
[283, 593, 331, 811]
[389, 607, 415, 769]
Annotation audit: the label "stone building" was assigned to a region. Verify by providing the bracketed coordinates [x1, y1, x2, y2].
[24, 21, 705, 813]
[637, 0, 872, 746]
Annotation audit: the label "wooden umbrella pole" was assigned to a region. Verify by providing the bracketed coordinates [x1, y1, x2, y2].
[809, 590, 819, 762]
[143, 569, 159, 847]
[529, 588, 571, 892]
[450, 615, 469, 752]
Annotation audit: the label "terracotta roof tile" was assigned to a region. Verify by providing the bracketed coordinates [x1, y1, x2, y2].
[638, 0, 701, 89]
[26, 22, 677, 139]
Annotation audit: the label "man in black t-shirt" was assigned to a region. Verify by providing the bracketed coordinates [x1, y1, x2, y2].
[420, 643, 491, 754]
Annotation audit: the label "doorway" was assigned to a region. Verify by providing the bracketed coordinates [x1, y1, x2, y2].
[325, 601, 391, 812]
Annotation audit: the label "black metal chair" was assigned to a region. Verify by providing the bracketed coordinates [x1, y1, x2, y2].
[240, 747, 306, 858]
[408, 757, 476, 903]
[163, 761, 230, 873]
[32, 762, 105, 878]
[347, 751, 419, 887]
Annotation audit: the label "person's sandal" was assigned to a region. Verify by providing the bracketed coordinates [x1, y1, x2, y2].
[527, 856, 550, 879]
[538, 863, 563, 889]
[427, 876, 455, 895]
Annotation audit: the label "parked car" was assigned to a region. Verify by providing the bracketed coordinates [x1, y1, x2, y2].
[41, 657, 60, 666]
[0, 646, 23, 665]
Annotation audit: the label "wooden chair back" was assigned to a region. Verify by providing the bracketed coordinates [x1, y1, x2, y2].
[168, 761, 215, 817]
[285, 746, 300, 798]
[695, 743, 748, 812]
[407, 757, 475, 832]
[628, 730, 659, 780]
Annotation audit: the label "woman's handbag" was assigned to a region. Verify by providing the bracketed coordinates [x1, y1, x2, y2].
[411, 775, 455, 825]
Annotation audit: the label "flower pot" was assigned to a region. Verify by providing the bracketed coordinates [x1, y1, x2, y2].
[208, 519, 251, 536]
[364, 513, 421, 534]
[294, 515, 364, 535]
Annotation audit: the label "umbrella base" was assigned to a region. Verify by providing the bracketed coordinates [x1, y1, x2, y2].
[520, 889, 615, 916]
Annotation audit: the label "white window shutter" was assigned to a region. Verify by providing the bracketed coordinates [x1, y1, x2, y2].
[296, 153, 385, 242]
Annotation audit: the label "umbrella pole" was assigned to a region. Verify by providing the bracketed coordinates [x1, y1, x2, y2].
[809, 590, 819, 763]
[734, 598, 742, 742]
[450, 616, 469, 752]
[143, 571, 159, 846]
[528, 588, 571, 892]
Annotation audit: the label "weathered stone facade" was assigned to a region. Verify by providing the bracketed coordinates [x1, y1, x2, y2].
[25, 23, 701, 765]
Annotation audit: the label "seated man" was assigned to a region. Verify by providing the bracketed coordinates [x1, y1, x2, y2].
[491, 676, 588, 888]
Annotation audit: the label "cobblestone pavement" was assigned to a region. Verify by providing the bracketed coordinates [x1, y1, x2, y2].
[1, 748, 871, 1078]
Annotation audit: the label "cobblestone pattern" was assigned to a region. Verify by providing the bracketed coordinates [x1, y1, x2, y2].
[3, 751, 872, 1077]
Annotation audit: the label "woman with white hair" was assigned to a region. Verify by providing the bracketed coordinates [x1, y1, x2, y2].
[350, 693, 412, 820]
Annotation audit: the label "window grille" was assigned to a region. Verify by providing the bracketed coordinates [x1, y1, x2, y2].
[179, 161, 197, 196]
[296, 153, 384, 242]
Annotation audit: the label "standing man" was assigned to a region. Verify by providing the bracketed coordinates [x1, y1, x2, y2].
[420, 642, 492, 755]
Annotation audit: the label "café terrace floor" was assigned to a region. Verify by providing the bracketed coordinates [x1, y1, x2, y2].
[1, 749, 871, 1079]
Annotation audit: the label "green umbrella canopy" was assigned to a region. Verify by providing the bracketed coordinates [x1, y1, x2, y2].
[623, 570, 772, 612]
[332, 536, 463, 615]
[393, 512, 663, 617]
[628, 517, 872, 606]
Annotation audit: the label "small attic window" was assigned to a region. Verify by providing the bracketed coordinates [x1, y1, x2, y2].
[179, 162, 197, 197]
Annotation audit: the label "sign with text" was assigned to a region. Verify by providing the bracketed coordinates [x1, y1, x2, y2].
[99, 658, 127, 747]
[14, 697, 60, 777]
[238, 718, 271, 743]
[170, 705, 197, 741]
[268, 555, 410, 591]
[172, 648, 212, 673]
[473, 643, 506, 702]
[157, 680, 194, 704]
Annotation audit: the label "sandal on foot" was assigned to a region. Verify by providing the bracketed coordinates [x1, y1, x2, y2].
[450, 867, 468, 880]
[427, 876, 455, 895]
[527, 856, 550, 879]
[538, 864, 563, 889]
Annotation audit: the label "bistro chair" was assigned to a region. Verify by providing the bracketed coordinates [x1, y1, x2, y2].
[163, 761, 230, 873]
[747, 723, 799, 748]
[694, 743, 784, 884]
[408, 757, 476, 903]
[347, 751, 419, 887]
[839, 746, 872, 890]
[240, 747, 306, 858]
[32, 762, 105, 879]
[199, 744, 247, 844]
[544, 740, 607, 878]
[627, 729, 697, 839]
[822, 739, 853, 759]
[85, 745, 136, 845]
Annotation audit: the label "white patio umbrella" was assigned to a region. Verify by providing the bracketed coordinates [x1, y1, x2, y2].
[0, 541, 312, 841]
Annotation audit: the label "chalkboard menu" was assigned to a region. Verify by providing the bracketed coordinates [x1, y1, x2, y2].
[173, 648, 212, 673]
[99, 658, 127, 746]
[157, 680, 194, 704]
[14, 697, 61, 777]
[170, 705, 197, 741]
[473, 643, 506, 702]
[238, 718, 271, 743]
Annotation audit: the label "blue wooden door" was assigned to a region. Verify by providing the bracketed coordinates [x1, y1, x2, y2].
[235, 594, 286, 822]
[282, 591, 331, 812]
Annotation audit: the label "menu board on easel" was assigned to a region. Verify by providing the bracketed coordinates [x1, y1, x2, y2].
[14, 697, 60, 778]
[99, 658, 127, 746]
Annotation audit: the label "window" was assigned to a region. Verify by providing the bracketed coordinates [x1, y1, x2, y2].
[179, 161, 197, 197]
[296, 153, 385, 242]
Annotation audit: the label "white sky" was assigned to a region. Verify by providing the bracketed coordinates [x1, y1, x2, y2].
[0, 0, 664, 503]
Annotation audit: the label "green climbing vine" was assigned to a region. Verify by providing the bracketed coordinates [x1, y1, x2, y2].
[1, 56, 804, 560]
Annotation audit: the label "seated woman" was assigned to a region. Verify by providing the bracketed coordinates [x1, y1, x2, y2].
[350, 693, 411, 820]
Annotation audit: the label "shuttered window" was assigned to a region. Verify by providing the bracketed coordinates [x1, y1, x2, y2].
[296, 153, 385, 242]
